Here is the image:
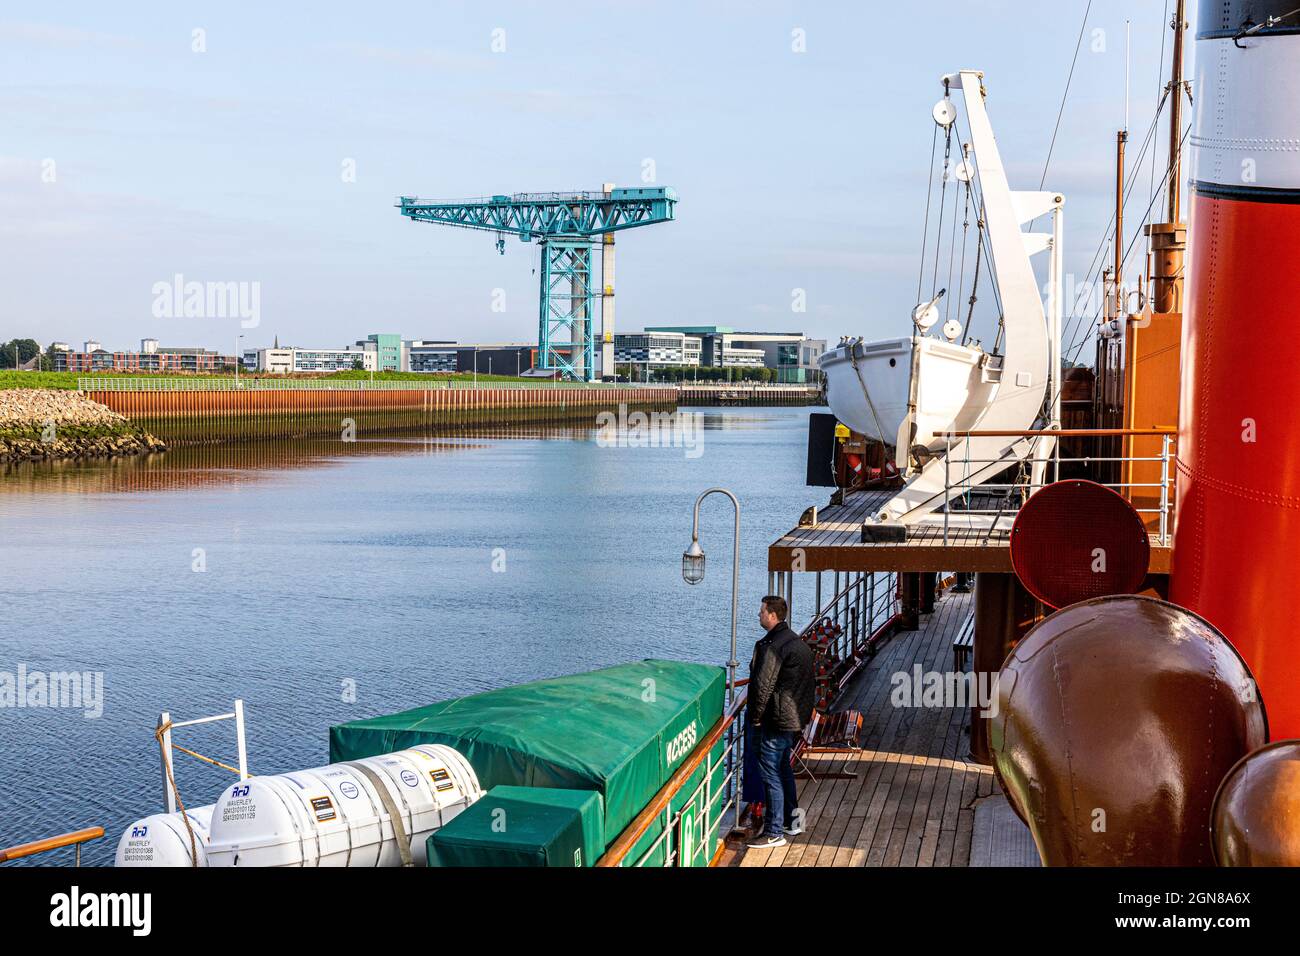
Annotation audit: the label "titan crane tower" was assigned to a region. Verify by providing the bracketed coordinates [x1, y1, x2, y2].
[397, 185, 676, 381]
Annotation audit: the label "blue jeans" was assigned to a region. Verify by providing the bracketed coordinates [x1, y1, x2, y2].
[757, 729, 799, 837]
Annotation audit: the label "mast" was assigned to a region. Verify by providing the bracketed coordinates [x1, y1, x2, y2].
[1147, 0, 1188, 314]
[1114, 130, 1127, 317]
[1116, 3, 1188, 521]
[1166, 0, 1186, 225]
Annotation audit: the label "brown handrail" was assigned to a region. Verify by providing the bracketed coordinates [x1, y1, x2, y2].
[596, 686, 748, 867]
[0, 826, 104, 864]
[942, 428, 1176, 438]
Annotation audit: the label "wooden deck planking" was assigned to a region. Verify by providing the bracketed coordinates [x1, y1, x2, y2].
[876, 599, 956, 867]
[906, 600, 974, 866]
[740, 589, 998, 868]
[797, 624, 933, 867]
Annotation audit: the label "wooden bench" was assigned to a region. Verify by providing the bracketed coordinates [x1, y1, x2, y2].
[952, 614, 975, 672]
[792, 710, 864, 781]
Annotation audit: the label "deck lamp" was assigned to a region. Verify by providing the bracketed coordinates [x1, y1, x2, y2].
[683, 487, 744, 840]
[681, 539, 706, 585]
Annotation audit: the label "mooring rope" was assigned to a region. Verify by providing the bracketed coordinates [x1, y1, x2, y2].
[153, 721, 250, 867]
[154, 721, 200, 868]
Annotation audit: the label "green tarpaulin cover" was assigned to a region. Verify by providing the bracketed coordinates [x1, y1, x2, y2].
[329, 659, 726, 846]
[426, 785, 604, 867]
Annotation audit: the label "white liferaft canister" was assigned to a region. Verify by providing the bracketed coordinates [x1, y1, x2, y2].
[204, 744, 480, 867]
[115, 804, 215, 867]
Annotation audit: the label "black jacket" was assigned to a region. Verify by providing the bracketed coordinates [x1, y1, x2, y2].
[749, 623, 816, 732]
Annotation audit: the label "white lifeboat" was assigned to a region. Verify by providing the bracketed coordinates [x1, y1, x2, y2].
[820, 335, 999, 466]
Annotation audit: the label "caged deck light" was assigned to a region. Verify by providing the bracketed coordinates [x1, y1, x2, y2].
[682, 539, 706, 585]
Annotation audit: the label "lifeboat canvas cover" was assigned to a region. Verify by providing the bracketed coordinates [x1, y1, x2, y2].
[328, 659, 726, 846]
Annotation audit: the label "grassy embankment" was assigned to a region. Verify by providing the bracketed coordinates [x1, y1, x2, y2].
[0, 370, 549, 391]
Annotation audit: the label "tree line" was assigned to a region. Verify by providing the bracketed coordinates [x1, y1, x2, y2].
[0, 339, 51, 370]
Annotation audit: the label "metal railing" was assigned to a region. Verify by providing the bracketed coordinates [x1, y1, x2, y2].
[674, 383, 820, 390]
[0, 827, 104, 866]
[809, 572, 898, 656]
[940, 428, 1177, 546]
[801, 571, 901, 692]
[157, 701, 249, 815]
[400, 189, 616, 206]
[599, 686, 747, 867]
[77, 377, 665, 392]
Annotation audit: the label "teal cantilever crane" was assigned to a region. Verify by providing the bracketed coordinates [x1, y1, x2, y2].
[397, 186, 677, 381]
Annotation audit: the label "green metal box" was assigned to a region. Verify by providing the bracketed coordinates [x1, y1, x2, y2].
[427, 786, 604, 867]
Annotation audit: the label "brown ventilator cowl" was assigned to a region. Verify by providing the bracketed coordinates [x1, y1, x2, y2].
[1212, 740, 1300, 866]
[989, 595, 1268, 866]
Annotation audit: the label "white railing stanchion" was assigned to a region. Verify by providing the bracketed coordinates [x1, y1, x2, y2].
[1159, 434, 1171, 546]
[944, 436, 951, 547]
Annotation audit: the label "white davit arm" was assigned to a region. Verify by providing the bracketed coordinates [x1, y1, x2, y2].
[871, 69, 1061, 532]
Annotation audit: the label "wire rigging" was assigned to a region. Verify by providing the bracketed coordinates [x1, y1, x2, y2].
[916, 125, 940, 304]
[1035, 1, 1095, 196]
[1056, 89, 1170, 363]
[1064, 119, 1193, 368]
[944, 163, 962, 325]
[930, 124, 954, 299]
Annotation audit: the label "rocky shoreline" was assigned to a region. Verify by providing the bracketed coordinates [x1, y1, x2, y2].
[0, 389, 166, 464]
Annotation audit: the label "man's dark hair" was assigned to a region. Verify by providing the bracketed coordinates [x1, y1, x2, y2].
[761, 594, 788, 622]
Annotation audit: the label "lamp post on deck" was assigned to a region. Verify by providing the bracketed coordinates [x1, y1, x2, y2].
[681, 487, 741, 706]
[683, 487, 747, 842]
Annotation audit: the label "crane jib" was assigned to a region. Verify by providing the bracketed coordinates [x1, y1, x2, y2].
[396, 190, 676, 238]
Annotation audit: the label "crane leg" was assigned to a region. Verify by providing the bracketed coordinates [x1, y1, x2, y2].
[601, 234, 615, 380]
[538, 239, 595, 381]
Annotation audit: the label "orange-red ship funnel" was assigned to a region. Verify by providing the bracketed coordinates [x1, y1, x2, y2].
[1170, 2, 1300, 739]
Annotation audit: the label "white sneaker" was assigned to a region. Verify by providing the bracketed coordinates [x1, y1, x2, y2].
[783, 821, 805, 836]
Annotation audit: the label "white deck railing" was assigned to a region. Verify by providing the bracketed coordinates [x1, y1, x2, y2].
[940, 428, 1177, 546]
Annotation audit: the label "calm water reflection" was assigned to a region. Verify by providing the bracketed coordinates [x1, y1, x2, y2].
[0, 408, 818, 863]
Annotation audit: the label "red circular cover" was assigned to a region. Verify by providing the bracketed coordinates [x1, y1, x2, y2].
[1010, 479, 1151, 609]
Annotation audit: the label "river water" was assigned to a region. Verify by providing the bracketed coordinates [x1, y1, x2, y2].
[0, 407, 822, 864]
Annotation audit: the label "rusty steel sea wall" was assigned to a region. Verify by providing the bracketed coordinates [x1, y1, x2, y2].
[85, 386, 678, 444]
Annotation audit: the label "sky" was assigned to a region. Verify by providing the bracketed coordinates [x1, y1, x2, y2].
[1, 1, 1190, 355]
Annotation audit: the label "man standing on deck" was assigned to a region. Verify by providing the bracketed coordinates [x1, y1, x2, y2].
[746, 594, 816, 849]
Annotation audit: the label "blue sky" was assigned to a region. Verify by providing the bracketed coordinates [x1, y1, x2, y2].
[1, 1, 1186, 353]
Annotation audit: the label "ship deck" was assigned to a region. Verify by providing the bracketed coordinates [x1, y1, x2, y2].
[732, 588, 1039, 868]
[768, 487, 1172, 573]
